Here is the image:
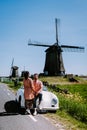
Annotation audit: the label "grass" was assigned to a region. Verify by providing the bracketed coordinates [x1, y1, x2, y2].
[58, 93, 87, 122]
[1, 78, 22, 91]
[40, 76, 87, 129]
[45, 110, 87, 130]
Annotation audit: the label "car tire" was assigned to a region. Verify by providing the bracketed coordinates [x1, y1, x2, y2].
[18, 96, 21, 107]
[4, 100, 20, 113]
[49, 110, 57, 113]
[37, 109, 47, 114]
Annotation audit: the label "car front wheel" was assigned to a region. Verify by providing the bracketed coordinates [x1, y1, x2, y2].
[18, 96, 21, 107]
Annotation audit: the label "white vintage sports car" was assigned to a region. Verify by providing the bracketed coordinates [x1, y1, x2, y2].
[15, 85, 59, 112]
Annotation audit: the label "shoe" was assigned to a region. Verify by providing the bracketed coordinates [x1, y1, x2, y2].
[33, 109, 37, 116]
[26, 109, 31, 114]
[38, 105, 42, 110]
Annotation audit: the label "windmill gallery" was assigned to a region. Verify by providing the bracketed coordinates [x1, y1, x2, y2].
[28, 18, 84, 76]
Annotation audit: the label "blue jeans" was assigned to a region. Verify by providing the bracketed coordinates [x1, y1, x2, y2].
[33, 93, 42, 108]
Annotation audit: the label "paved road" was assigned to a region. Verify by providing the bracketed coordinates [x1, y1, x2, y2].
[0, 83, 58, 130]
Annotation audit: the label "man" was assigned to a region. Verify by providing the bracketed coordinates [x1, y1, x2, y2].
[23, 71, 35, 114]
[33, 73, 43, 116]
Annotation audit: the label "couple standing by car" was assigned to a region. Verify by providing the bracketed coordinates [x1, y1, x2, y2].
[23, 71, 43, 116]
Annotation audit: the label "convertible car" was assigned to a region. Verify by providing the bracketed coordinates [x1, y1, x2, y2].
[15, 85, 59, 112]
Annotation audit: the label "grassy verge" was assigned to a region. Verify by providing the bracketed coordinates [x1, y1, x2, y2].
[45, 110, 87, 130]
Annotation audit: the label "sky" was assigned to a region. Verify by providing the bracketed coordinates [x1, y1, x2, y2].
[0, 0, 87, 76]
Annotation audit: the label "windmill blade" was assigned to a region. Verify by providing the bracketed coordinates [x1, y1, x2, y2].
[55, 18, 58, 44]
[28, 40, 51, 47]
[28, 43, 51, 47]
[55, 18, 60, 45]
[61, 45, 85, 52]
[10, 58, 14, 77]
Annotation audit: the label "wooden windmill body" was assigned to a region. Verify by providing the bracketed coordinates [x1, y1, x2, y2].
[44, 43, 65, 76]
[10, 58, 19, 78]
[28, 18, 84, 76]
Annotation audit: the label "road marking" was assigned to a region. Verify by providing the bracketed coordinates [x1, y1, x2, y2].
[7, 92, 10, 96]
[29, 115, 37, 122]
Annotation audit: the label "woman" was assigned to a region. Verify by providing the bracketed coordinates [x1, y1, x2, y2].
[23, 71, 35, 114]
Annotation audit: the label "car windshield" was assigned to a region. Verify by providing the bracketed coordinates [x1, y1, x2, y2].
[21, 85, 48, 91]
[42, 85, 48, 91]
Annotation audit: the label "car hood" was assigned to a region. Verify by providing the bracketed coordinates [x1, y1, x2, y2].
[42, 90, 57, 100]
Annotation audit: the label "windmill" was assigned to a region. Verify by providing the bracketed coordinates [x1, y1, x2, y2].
[10, 58, 19, 78]
[28, 18, 84, 76]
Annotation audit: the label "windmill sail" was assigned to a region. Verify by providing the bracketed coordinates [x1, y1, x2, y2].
[61, 45, 84, 52]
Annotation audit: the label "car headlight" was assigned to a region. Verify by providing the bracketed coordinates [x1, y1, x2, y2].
[51, 98, 57, 106]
